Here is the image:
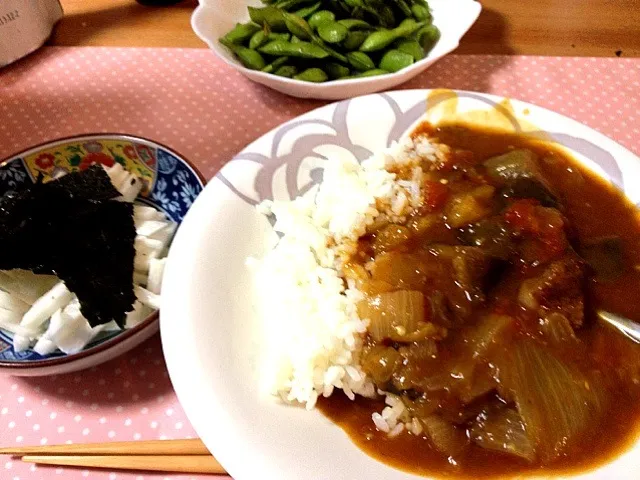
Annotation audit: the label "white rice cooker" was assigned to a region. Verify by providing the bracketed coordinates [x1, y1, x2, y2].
[0, 0, 63, 68]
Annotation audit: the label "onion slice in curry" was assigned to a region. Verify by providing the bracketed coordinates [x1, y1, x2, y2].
[495, 339, 607, 462]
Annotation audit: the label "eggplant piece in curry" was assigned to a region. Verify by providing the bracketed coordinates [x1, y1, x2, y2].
[318, 123, 640, 478]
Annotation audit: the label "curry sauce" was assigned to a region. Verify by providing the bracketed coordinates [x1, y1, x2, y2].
[317, 123, 640, 478]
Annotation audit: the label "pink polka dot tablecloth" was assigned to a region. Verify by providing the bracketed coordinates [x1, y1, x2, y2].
[0, 47, 639, 480]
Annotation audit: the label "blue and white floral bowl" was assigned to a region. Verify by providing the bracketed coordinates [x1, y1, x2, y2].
[0, 134, 205, 376]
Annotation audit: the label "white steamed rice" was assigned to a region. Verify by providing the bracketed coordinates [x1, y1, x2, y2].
[252, 133, 441, 431]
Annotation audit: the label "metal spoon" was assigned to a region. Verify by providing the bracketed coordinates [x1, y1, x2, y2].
[597, 310, 640, 344]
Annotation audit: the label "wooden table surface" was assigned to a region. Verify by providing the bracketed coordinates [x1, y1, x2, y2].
[50, 0, 640, 57]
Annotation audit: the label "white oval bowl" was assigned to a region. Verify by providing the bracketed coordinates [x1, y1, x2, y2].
[161, 89, 640, 480]
[191, 0, 482, 100]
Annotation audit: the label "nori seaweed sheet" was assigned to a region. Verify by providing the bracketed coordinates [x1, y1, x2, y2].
[47, 165, 122, 203]
[0, 166, 136, 327]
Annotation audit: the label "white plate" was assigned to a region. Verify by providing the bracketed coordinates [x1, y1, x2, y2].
[161, 89, 640, 480]
[192, 0, 481, 100]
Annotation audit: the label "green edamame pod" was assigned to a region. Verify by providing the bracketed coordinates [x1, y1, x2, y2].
[261, 55, 291, 73]
[283, 12, 315, 41]
[379, 49, 414, 73]
[350, 5, 365, 20]
[391, 0, 412, 17]
[269, 32, 291, 41]
[262, 20, 272, 36]
[337, 19, 373, 30]
[294, 1, 322, 18]
[342, 30, 368, 50]
[317, 21, 348, 43]
[411, 3, 432, 22]
[313, 40, 348, 62]
[347, 51, 375, 71]
[249, 30, 269, 50]
[259, 39, 329, 58]
[257, 39, 289, 55]
[360, 29, 398, 52]
[274, 65, 298, 78]
[353, 1, 392, 27]
[248, 6, 287, 32]
[222, 23, 261, 45]
[240, 50, 267, 70]
[324, 62, 351, 79]
[395, 38, 425, 61]
[329, 0, 350, 15]
[394, 18, 424, 37]
[290, 35, 303, 43]
[308, 10, 336, 31]
[377, 4, 396, 28]
[220, 38, 267, 70]
[294, 67, 329, 82]
[355, 69, 390, 78]
[416, 24, 440, 53]
[398, 17, 417, 27]
[275, 0, 312, 10]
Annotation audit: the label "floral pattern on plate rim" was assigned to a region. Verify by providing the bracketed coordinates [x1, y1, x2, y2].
[216, 90, 630, 209]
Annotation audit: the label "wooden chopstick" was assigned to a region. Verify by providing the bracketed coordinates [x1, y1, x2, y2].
[21, 454, 225, 474]
[0, 439, 227, 475]
[0, 438, 210, 456]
